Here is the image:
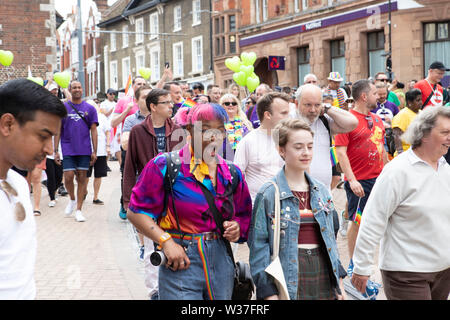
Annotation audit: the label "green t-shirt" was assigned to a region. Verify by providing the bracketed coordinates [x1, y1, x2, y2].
[387, 91, 400, 107]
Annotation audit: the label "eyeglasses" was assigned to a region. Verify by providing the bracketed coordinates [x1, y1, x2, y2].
[365, 115, 373, 130]
[157, 101, 173, 105]
[305, 81, 317, 84]
[245, 100, 253, 105]
[223, 102, 238, 107]
[0, 180, 26, 222]
[376, 79, 389, 82]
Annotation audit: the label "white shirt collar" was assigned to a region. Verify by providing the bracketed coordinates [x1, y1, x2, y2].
[407, 148, 447, 168]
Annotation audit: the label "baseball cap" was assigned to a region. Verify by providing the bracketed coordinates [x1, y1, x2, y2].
[48, 83, 58, 91]
[106, 88, 116, 94]
[429, 61, 450, 71]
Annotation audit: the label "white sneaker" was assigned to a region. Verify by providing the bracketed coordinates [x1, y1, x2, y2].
[339, 210, 349, 237]
[48, 200, 57, 208]
[75, 210, 86, 222]
[65, 199, 77, 216]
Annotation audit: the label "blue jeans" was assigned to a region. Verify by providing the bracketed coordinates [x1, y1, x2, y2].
[158, 235, 234, 300]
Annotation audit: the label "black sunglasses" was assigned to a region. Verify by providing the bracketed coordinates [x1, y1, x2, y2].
[223, 102, 238, 106]
[365, 115, 373, 130]
[377, 79, 389, 82]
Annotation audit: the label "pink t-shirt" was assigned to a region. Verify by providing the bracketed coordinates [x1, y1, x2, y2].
[114, 95, 139, 127]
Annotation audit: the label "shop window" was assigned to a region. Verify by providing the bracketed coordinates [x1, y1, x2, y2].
[368, 31, 385, 78]
[424, 21, 450, 76]
[330, 39, 346, 83]
[297, 46, 310, 86]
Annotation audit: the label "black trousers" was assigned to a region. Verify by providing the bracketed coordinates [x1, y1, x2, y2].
[120, 147, 126, 208]
[45, 158, 63, 201]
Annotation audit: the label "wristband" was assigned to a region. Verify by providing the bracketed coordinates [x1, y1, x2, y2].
[157, 232, 172, 249]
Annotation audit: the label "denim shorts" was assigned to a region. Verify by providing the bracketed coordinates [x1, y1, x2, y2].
[63, 155, 91, 172]
[344, 177, 377, 221]
[158, 233, 235, 300]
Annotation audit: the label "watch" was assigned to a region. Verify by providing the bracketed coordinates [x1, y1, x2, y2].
[323, 104, 332, 114]
[158, 232, 172, 248]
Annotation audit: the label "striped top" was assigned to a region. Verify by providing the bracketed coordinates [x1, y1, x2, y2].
[128, 144, 252, 240]
[293, 191, 321, 245]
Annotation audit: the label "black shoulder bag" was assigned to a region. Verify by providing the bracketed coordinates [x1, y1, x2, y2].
[195, 166, 254, 300]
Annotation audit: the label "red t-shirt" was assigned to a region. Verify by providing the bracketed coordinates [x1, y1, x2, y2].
[414, 79, 444, 108]
[334, 109, 385, 181]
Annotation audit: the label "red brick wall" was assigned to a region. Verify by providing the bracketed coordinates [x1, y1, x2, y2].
[0, 0, 53, 83]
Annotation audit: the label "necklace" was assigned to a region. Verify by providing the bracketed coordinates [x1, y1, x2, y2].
[294, 190, 311, 214]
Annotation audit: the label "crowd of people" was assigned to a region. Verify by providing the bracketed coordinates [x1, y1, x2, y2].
[0, 59, 449, 300]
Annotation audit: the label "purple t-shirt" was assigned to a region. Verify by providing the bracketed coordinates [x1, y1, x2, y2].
[371, 100, 399, 124]
[61, 101, 99, 156]
[250, 104, 260, 129]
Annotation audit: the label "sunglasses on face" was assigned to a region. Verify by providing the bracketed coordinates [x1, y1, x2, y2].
[223, 102, 238, 106]
[365, 115, 373, 130]
[377, 79, 389, 82]
[245, 100, 253, 105]
[0, 180, 26, 222]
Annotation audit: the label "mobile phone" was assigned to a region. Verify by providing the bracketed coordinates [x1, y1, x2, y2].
[165, 62, 170, 68]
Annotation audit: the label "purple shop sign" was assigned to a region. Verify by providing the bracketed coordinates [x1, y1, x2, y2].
[240, 1, 399, 47]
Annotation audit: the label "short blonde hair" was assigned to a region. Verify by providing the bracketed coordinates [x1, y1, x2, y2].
[273, 118, 314, 148]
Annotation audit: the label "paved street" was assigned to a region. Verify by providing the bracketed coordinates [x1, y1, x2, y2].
[33, 160, 384, 300]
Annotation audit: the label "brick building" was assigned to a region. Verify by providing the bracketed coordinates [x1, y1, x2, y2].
[0, 0, 58, 83]
[98, 0, 214, 93]
[214, 0, 450, 89]
[57, 0, 109, 99]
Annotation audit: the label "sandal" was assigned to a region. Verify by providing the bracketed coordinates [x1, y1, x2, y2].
[33, 210, 41, 216]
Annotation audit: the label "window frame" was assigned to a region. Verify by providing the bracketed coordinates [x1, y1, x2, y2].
[121, 57, 131, 88]
[110, 30, 116, 52]
[110, 60, 118, 90]
[174, 6, 182, 32]
[149, 12, 159, 40]
[135, 17, 144, 44]
[191, 36, 203, 73]
[173, 41, 184, 77]
[150, 46, 160, 82]
[423, 21, 450, 76]
[367, 30, 386, 78]
[122, 25, 129, 48]
[192, 0, 201, 26]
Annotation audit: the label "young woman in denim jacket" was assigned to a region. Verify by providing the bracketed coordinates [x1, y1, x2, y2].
[248, 118, 346, 300]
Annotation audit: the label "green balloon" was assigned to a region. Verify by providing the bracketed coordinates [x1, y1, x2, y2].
[246, 76, 260, 92]
[239, 65, 254, 78]
[0, 50, 14, 67]
[27, 76, 44, 86]
[240, 51, 257, 66]
[233, 71, 247, 87]
[225, 56, 242, 73]
[53, 71, 71, 89]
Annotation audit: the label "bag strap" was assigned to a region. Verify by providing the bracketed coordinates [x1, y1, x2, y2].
[163, 151, 185, 242]
[195, 179, 236, 265]
[67, 101, 90, 129]
[421, 83, 437, 109]
[319, 115, 332, 146]
[268, 181, 281, 260]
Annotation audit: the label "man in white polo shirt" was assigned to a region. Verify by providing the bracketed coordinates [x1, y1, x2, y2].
[0, 79, 67, 299]
[234, 92, 291, 202]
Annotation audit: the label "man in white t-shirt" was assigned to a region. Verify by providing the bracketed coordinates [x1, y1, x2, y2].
[295, 84, 358, 190]
[0, 78, 67, 299]
[234, 92, 291, 202]
[100, 88, 117, 121]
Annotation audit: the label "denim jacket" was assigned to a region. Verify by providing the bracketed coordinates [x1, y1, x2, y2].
[248, 168, 344, 300]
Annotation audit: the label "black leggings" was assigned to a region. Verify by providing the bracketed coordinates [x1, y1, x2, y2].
[45, 158, 63, 201]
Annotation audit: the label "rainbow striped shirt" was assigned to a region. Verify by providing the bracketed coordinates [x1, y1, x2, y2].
[128, 144, 252, 240]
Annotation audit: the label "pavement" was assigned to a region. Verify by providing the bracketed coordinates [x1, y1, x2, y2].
[32, 160, 385, 300]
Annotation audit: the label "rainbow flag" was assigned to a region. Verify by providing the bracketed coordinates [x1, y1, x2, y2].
[353, 204, 362, 225]
[181, 98, 196, 108]
[125, 74, 133, 97]
[330, 145, 339, 167]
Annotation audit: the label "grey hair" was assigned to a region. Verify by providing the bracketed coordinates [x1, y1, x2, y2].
[402, 106, 450, 149]
[294, 84, 323, 103]
[303, 73, 318, 83]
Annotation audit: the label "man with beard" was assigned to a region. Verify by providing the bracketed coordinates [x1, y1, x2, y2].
[295, 84, 357, 190]
[0, 79, 67, 299]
